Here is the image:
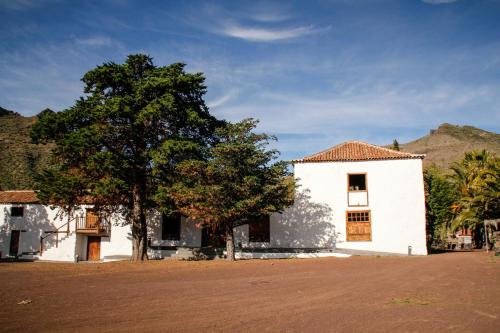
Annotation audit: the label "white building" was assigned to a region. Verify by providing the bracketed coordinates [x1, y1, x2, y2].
[0, 141, 428, 261]
[0, 191, 132, 262]
[137, 141, 428, 257]
[267, 141, 427, 255]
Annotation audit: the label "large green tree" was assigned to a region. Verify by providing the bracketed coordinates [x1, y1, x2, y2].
[423, 166, 459, 247]
[165, 119, 294, 261]
[31, 54, 220, 261]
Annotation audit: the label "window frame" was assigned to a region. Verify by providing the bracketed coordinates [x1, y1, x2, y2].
[345, 210, 372, 242]
[347, 173, 368, 192]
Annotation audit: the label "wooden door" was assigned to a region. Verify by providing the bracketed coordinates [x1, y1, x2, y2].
[87, 236, 101, 261]
[9, 230, 20, 257]
[86, 210, 99, 229]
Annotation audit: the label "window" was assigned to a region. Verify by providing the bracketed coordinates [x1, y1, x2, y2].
[11, 207, 24, 217]
[346, 210, 371, 242]
[249, 215, 270, 242]
[162, 214, 181, 241]
[347, 211, 370, 222]
[348, 174, 366, 191]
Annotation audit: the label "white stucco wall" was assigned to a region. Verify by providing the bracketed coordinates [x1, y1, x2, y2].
[0, 203, 135, 261]
[234, 158, 428, 255]
[100, 218, 133, 261]
[148, 215, 202, 248]
[0, 204, 69, 259]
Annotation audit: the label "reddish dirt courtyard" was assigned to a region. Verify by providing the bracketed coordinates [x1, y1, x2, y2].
[0, 252, 499, 332]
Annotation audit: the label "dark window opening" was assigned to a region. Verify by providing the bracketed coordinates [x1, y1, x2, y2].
[249, 215, 270, 242]
[11, 207, 24, 217]
[348, 174, 366, 191]
[162, 214, 181, 241]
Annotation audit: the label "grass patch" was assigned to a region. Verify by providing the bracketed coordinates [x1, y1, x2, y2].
[390, 297, 431, 306]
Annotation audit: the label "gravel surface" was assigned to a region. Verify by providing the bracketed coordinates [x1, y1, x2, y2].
[1, 251, 498, 332]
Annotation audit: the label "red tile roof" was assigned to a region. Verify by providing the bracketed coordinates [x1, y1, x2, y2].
[0, 191, 39, 204]
[295, 141, 425, 163]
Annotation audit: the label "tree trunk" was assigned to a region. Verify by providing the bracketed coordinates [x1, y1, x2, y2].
[226, 225, 235, 261]
[131, 185, 148, 261]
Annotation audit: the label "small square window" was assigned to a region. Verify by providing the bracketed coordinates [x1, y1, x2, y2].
[11, 207, 24, 217]
[348, 174, 366, 191]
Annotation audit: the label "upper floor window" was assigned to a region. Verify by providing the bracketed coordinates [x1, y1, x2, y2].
[11, 206, 24, 217]
[162, 214, 181, 241]
[348, 174, 366, 191]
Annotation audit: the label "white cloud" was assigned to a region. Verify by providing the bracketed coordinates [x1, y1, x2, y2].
[207, 90, 239, 109]
[248, 13, 291, 23]
[74, 36, 114, 47]
[421, 0, 458, 4]
[220, 24, 318, 42]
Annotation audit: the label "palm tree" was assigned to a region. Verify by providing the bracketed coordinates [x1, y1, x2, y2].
[450, 150, 500, 246]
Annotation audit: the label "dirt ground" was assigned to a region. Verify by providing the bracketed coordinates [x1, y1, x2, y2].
[0, 252, 499, 333]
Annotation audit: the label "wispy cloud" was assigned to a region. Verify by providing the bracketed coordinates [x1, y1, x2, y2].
[421, 0, 458, 4]
[248, 13, 291, 23]
[207, 89, 239, 109]
[220, 24, 319, 42]
[74, 36, 115, 47]
[0, 0, 57, 11]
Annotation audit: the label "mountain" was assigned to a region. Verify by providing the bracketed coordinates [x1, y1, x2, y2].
[398, 123, 500, 168]
[1, 108, 499, 189]
[0, 108, 54, 190]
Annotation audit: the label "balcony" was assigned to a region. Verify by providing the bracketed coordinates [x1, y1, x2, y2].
[76, 215, 111, 236]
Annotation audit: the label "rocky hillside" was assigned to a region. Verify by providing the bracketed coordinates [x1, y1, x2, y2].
[1, 107, 499, 189]
[0, 107, 53, 190]
[399, 123, 500, 168]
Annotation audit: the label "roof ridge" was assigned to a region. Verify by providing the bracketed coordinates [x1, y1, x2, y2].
[349, 140, 420, 157]
[297, 140, 425, 163]
[303, 141, 348, 160]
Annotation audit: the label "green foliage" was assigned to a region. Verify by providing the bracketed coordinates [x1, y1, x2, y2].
[450, 150, 500, 231]
[392, 139, 400, 151]
[30, 54, 220, 260]
[423, 167, 459, 242]
[165, 119, 295, 260]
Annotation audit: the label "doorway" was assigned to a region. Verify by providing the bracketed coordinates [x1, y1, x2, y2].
[9, 230, 20, 257]
[86, 236, 101, 261]
[201, 227, 225, 248]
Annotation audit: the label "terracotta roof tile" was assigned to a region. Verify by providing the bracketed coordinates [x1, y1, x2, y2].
[296, 141, 425, 163]
[0, 191, 39, 204]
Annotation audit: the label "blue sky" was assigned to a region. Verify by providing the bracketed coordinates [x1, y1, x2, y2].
[1, 0, 499, 160]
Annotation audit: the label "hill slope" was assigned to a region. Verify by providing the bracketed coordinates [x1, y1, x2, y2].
[0, 107, 53, 190]
[1, 108, 499, 189]
[399, 123, 500, 168]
